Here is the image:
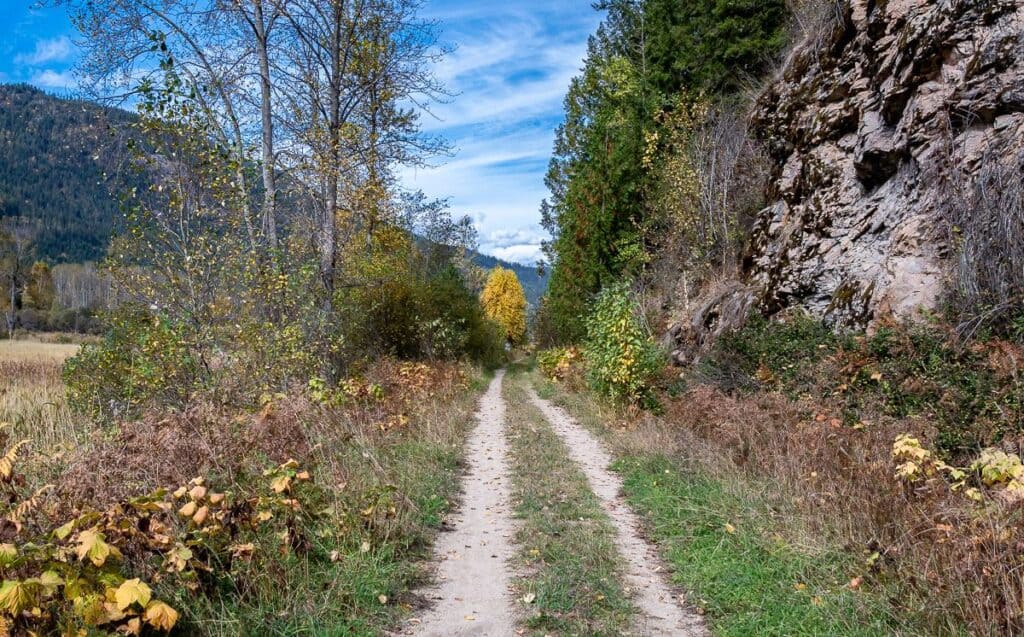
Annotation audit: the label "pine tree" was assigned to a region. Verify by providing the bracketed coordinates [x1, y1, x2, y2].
[540, 0, 788, 342]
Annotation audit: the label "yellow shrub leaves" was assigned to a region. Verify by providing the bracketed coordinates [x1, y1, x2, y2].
[76, 528, 119, 567]
[143, 600, 179, 631]
[0, 439, 28, 482]
[894, 435, 1024, 503]
[114, 579, 152, 611]
[0, 453, 316, 634]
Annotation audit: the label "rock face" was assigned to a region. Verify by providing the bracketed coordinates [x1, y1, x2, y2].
[747, 0, 1024, 326]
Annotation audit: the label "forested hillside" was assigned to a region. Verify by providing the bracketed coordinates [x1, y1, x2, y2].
[0, 83, 546, 305]
[538, 0, 788, 342]
[0, 83, 135, 263]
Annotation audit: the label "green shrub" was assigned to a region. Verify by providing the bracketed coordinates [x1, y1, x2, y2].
[63, 306, 203, 418]
[583, 283, 663, 404]
[708, 312, 1024, 459]
[708, 312, 847, 394]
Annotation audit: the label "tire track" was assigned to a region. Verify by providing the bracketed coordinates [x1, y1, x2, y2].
[404, 371, 517, 637]
[527, 387, 707, 637]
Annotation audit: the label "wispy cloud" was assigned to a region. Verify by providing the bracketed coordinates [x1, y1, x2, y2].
[403, 0, 601, 265]
[30, 69, 76, 90]
[15, 36, 73, 66]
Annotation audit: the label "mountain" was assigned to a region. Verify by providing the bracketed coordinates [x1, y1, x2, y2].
[0, 83, 548, 303]
[0, 83, 136, 263]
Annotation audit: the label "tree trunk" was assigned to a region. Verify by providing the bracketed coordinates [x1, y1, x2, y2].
[319, 2, 343, 306]
[253, 0, 279, 253]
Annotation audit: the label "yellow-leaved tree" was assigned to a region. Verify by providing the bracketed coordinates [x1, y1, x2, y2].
[480, 266, 527, 345]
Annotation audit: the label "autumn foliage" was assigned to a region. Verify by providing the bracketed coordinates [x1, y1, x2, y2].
[480, 266, 527, 345]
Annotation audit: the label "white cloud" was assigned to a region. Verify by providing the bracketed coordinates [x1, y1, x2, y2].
[397, 1, 603, 263]
[15, 36, 73, 66]
[487, 228, 545, 249]
[490, 244, 544, 265]
[30, 69, 76, 90]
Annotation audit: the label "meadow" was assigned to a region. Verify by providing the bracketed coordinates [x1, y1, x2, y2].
[0, 339, 86, 469]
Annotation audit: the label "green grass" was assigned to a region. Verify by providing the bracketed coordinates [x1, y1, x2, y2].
[504, 375, 635, 636]
[615, 455, 913, 636]
[163, 430, 471, 636]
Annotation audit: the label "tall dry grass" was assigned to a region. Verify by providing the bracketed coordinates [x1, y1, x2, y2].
[0, 341, 88, 464]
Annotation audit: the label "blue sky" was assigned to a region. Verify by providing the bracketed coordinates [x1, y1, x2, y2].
[0, 0, 601, 264]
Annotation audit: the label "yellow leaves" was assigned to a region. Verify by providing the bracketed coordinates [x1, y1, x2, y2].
[0, 439, 29, 482]
[723, 522, 736, 535]
[0, 579, 39, 614]
[10, 484, 53, 528]
[480, 266, 527, 344]
[143, 600, 179, 631]
[53, 519, 75, 540]
[192, 505, 210, 526]
[164, 545, 193, 572]
[75, 528, 120, 567]
[0, 544, 17, 568]
[114, 579, 151, 611]
[270, 475, 292, 494]
[896, 436, 1024, 504]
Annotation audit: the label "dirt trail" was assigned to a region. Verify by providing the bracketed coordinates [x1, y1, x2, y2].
[405, 371, 517, 637]
[528, 388, 708, 637]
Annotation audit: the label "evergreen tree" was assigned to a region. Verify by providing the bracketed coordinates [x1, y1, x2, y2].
[540, 0, 787, 342]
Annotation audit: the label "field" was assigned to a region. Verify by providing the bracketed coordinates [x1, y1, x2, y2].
[0, 339, 86, 471]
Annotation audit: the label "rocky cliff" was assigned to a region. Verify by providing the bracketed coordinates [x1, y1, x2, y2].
[746, 0, 1024, 326]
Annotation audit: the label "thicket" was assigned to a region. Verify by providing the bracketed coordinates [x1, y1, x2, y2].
[541, 311, 1024, 632]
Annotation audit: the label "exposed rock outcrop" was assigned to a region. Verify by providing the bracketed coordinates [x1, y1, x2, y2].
[747, 0, 1024, 326]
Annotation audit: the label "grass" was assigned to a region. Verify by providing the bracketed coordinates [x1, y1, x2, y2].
[0, 339, 86, 476]
[172, 432, 474, 635]
[615, 454, 907, 636]
[0, 338, 80, 362]
[503, 373, 635, 636]
[529, 367, 929, 636]
[159, 366, 487, 635]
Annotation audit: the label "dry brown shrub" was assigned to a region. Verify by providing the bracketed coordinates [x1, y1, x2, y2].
[55, 359, 472, 518]
[630, 380, 1024, 633]
[58, 399, 313, 511]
